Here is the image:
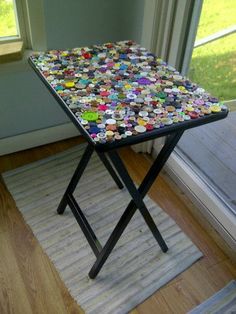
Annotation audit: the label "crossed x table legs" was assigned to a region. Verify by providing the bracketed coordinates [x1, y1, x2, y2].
[57, 130, 184, 278]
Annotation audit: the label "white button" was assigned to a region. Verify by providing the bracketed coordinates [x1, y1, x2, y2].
[135, 125, 146, 133]
[153, 109, 162, 114]
[127, 93, 137, 99]
[97, 123, 105, 129]
[139, 111, 148, 117]
[125, 131, 132, 136]
[105, 118, 116, 125]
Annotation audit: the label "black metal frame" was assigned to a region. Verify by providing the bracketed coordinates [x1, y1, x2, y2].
[28, 57, 229, 279]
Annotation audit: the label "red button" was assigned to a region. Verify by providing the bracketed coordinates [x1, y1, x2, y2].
[98, 104, 108, 111]
[146, 124, 154, 131]
[100, 91, 110, 97]
[83, 53, 92, 59]
[188, 111, 199, 119]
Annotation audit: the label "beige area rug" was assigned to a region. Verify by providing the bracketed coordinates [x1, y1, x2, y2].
[3, 144, 202, 314]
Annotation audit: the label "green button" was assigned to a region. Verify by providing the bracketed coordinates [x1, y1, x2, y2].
[156, 92, 166, 99]
[81, 111, 99, 121]
[118, 93, 125, 99]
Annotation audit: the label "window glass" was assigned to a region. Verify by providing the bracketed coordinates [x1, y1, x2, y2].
[0, 0, 18, 38]
[189, 0, 236, 101]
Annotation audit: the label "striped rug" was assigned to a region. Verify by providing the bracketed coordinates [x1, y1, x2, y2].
[3, 144, 202, 314]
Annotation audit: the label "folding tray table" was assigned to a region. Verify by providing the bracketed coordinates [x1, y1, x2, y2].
[29, 40, 228, 278]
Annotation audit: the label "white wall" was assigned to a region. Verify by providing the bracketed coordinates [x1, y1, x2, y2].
[0, 57, 69, 139]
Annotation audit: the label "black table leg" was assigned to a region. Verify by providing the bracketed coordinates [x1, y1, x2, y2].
[67, 193, 102, 256]
[57, 144, 94, 214]
[56, 143, 102, 256]
[108, 150, 168, 252]
[97, 152, 124, 189]
[89, 130, 184, 278]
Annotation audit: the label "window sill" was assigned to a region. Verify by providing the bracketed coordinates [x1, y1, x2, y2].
[0, 41, 24, 64]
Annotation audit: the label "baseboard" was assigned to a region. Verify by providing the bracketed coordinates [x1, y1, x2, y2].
[152, 146, 236, 255]
[0, 122, 79, 156]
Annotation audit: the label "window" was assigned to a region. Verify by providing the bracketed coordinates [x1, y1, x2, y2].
[0, 0, 31, 48]
[0, 0, 32, 62]
[0, 0, 21, 41]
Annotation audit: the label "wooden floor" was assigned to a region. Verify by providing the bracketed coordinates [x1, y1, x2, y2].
[0, 137, 235, 314]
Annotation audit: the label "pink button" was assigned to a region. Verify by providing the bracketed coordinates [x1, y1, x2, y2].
[100, 91, 110, 97]
[98, 104, 108, 111]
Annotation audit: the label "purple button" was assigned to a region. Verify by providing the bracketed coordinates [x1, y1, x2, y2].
[194, 99, 204, 105]
[209, 97, 218, 103]
[137, 77, 151, 85]
[99, 67, 107, 73]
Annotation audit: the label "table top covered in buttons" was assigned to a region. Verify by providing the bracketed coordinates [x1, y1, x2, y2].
[30, 40, 228, 145]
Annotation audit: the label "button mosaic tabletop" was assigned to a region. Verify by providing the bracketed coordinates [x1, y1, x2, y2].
[30, 40, 228, 147]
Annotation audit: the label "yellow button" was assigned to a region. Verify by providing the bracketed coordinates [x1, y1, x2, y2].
[106, 130, 114, 137]
[161, 118, 173, 125]
[186, 106, 194, 112]
[124, 84, 132, 89]
[166, 106, 175, 112]
[179, 86, 187, 92]
[137, 118, 147, 126]
[173, 117, 179, 123]
[65, 81, 75, 88]
[211, 105, 221, 113]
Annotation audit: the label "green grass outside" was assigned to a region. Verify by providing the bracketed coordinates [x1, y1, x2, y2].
[196, 0, 236, 39]
[0, 0, 17, 37]
[189, 0, 236, 101]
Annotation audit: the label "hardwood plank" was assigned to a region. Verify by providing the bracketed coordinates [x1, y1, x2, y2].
[159, 272, 214, 314]
[207, 259, 236, 289]
[0, 138, 235, 314]
[0, 231, 32, 314]
[136, 294, 173, 314]
[0, 136, 84, 173]
[160, 279, 201, 313]
[0, 175, 83, 313]
[160, 258, 236, 313]
[163, 170, 236, 263]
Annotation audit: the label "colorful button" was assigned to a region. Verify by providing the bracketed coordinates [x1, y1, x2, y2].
[161, 118, 173, 125]
[188, 111, 199, 119]
[125, 131, 132, 136]
[135, 125, 146, 133]
[81, 112, 99, 121]
[106, 118, 116, 125]
[211, 105, 221, 113]
[64, 81, 75, 88]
